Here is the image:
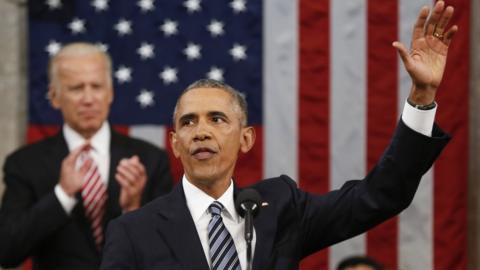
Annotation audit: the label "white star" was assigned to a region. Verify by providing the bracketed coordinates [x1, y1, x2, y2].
[229, 44, 247, 61]
[115, 66, 132, 83]
[137, 89, 155, 108]
[207, 20, 224, 37]
[138, 0, 155, 12]
[96, 42, 109, 52]
[206, 67, 224, 81]
[160, 19, 178, 36]
[137, 43, 155, 60]
[230, 0, 246, 13]
[46, 0, 62, 10]
[114, 19, 133, 36]
[91, 0, 108, 11]
[68, 18, 86, 34]
[159, 67, 178, 84]
[183, 43, 201, 60]
[184, 0, 201, 13]
[45, 40, 62, 56]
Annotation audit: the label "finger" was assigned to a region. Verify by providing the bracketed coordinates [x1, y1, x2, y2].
[425, 1, 445, 36]
[126, 158, 146, 176]
[434, 6, 454, 35]
[116, 174, 143, 193]
[64, 144, 87, 165]
[117, 160, 141, 178]
[443, 25, 458, 46]
[412, 6, 429, 41]
[116, 175, 134, 192]
[392, 41, 413, 69]
[79, 158, 93, 177]
[120, 158, 146, 177]
[131, 155, 140, 162]
[116, 166, 137, 184]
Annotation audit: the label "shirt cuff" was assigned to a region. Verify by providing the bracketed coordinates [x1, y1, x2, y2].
[401, 100, 437, 137]
[54, 184, 78, 214]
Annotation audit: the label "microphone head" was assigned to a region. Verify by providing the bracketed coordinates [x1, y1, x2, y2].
[235, 188, 262, 218]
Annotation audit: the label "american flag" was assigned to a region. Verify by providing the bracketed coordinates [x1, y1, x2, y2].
[27, 0, 469, 270]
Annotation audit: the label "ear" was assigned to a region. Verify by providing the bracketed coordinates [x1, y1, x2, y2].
[107, 85, 114, 104]
[169, 130, 181, 158]
[48, 87, 61, 109]
[239, 126, 256, 154]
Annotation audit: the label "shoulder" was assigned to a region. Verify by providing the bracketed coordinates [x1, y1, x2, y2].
[4, 135, 61, 165]
[247, 175, 300, 203]
[111, 131, 167, 155]
[251, 175, 298, 191]
[112, 131, 161, 151]
[110, 131, 170, 166]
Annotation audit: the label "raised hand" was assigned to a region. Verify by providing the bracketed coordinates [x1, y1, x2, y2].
[115, 155, 147, 212]
[393, 1, 458, 105]
[59, 144, 92, 197]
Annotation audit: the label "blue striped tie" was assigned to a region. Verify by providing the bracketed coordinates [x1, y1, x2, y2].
[208, 201, 241, 270]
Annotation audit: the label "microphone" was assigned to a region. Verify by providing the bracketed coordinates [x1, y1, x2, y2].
[235, 189, 262, 270]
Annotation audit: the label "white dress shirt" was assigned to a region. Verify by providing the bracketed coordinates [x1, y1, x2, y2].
[54, 122, 111, 214]
[181, 100, 437, 269]
[183, 176, 256, 270]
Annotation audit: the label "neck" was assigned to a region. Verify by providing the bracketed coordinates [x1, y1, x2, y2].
[80, 131, 95, 140]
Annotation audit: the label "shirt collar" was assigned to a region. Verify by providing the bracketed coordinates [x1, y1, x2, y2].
[63, 122, 111, 155]
[182, 175, 239, 223]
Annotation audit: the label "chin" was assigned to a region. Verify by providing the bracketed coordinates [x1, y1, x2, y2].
[189, 169, 222, 184]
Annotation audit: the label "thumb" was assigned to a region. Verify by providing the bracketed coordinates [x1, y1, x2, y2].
[392, 41, 412, 69]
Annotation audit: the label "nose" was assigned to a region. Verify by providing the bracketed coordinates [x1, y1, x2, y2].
[193, 120, 211, 141]
[81, 87, 95, 103]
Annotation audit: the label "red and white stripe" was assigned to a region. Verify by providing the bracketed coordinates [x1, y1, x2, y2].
[81, 153, 108, 249]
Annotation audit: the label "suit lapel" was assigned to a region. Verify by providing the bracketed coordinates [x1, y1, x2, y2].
[156, 184, 209, 270]
[45, 133, 69, 188]
[252, 203, 277, 270]
[104, 131, 124, 226]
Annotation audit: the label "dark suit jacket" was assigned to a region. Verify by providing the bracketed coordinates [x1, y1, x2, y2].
[0, 129, 173, 270]
[100, 121, 450, 270]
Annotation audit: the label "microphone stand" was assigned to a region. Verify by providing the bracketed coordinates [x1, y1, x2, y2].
[243, 204, 255, 270]
[235, 188, 261, 270]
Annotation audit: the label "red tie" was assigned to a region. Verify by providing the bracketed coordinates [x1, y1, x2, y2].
[80, 150, 108, 250]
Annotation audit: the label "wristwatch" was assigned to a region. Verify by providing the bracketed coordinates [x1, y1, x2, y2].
[407, 98, 437, 110]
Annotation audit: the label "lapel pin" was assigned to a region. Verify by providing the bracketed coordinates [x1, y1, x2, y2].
[261, 202, 269, 207]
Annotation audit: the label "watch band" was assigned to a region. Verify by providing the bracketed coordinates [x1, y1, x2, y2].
[407, 98, 437, 110]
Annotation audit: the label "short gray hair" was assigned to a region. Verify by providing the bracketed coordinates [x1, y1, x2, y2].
[48, 42, 112, 91]
[173, 79, 248, 126]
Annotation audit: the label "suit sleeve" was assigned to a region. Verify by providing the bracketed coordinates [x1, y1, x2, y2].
[288, 120, 450, 258]
[100, 218, 137, 270]
[0, 155, 70, 268]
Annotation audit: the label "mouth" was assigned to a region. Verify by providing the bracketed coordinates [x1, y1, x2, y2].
[79, 111, 100, 119]
[191, 147, 217, 160]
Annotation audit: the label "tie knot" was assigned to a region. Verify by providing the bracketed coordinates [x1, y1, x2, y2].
[209, 201, 224, 216]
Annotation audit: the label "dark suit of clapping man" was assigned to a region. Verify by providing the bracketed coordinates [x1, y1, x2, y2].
[100, 2, 457, 270]
[0, 43, 173, 270]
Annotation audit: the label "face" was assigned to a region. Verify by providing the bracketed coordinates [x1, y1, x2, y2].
[49, 53, 113, 138]
[171, 88, 255, 190]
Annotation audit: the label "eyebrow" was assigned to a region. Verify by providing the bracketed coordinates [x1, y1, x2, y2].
[178, 113, 196, 123]
[177, 111, 230, 123]
[208, 111, 228, 120]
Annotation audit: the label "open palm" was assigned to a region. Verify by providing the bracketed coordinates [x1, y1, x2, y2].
[393, 1, 457, 103]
